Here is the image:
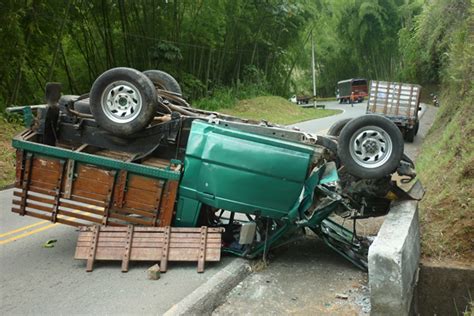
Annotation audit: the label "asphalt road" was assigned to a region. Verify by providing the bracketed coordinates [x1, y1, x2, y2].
[290, 100, 367, 133]
[0, 193, 232, 315]
[0, 101, 428, 315]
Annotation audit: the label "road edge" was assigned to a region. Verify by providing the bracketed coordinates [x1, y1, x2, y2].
[164, 258, 252, 316]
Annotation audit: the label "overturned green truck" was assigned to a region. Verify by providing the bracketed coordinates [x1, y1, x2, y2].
[9, 68, 423, 271]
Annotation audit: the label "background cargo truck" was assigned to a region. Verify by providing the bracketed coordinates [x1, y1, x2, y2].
[366, 80, 421, 142]
[336, 78, 368, 103]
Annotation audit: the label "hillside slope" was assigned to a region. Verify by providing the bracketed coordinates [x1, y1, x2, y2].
[417, 91, 473, 261]
[219, 96, 340, 125]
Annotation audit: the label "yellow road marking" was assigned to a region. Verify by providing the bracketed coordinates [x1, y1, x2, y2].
[0, 220, 49, 238]
[0, 210, 88, 245]
[0, 223, 57, 245]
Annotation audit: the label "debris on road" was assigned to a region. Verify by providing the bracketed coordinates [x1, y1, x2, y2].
[147, 264, 161, 280]
[335, 293, 349, 300]
[42, 239, 57, 248]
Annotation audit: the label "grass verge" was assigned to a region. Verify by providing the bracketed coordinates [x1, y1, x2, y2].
[218, 96, 341, 125]
[0, 117, 23, 188]
[416, 90, 473, 262]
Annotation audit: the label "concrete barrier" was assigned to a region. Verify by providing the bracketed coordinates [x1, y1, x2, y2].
[368, 200, 420, 316]
[164, 259, 252, 316]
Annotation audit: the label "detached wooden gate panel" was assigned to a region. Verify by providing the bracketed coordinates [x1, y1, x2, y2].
[75, 226, 224, 272]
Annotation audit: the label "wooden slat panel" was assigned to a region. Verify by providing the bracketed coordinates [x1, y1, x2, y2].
[75, 226, 223, 271]
[112, 207, 155, 218]
[13, 191, 54, 205]
[127, 175, 162, 193]
[75, 241, 222, 249]
[75, 246, 221, 261]
[158, 180, 178, 227]
[73, 178, 111, 196]
[109, 213, 154, 226]
[32, 157, 60, 170]
[80, 226, 224, 233]
[121, 200, 156, 213]
[124, 187, 160, 206]
[30, 168, 60, 184]
[75, 164, 114, 184]
[71, 190, 107, 202]
[80, 231, 223, 237]
[77, 236, 222, 245]
[30, 180, 57, 192]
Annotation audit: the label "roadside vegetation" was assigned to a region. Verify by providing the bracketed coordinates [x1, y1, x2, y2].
[218, 96, 340, 125]
[0, 115, 23, 188]
[411, 1, 473, 261]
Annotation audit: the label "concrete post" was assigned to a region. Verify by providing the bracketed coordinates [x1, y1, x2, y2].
[368, 200, 420, 315]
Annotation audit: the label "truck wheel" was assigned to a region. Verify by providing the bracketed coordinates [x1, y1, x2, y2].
[90, 67, 157, 136]
[338, 115, 404, 179]
[404, 128, 415, 142]
[142, 70, 182, 95]
[327, 118, 352, 137]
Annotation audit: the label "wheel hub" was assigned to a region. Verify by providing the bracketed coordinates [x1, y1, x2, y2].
[101, 81, 143, 124]
[349, 126, 393, 169]
[363, 139, 379, 154]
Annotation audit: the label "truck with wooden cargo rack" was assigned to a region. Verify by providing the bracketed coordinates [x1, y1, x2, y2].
[7, 67, 423, 271]
[336, 78, 368, 103]
[366, 80, 422, 142]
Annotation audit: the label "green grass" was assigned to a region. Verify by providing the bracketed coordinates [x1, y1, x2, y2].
[416, 91, 474, 262]
[218, 96, 341, 125]
[0, 116, 23, 188]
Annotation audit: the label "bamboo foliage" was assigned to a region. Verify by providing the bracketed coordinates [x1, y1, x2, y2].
[0, 0, 469, 110]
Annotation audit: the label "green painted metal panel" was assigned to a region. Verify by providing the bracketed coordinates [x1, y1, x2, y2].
[178, 121, 314, 221]
[174, 196, 202, 226]
[12, 137, 181, 180]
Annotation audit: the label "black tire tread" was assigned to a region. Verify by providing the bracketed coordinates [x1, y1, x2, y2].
[337, 114, 404, 179]
[327, 118, 352, 137]
[143, 70, 182, 95]
[89, 67, 157, 136]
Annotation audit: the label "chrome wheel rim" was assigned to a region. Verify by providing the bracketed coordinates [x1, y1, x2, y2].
[101, 81, 142, 123]
[349, 126, 393, 169]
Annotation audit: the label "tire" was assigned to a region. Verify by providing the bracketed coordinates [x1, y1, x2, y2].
[74, 98, 91, 114]
[327, 118, 352, 137]
[143, 70, 182, 95]
[404, 128, 415, 142]
[338, 114, 404, 179]
[414, 121, 420, 135]
[90, 67, 158, 136]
